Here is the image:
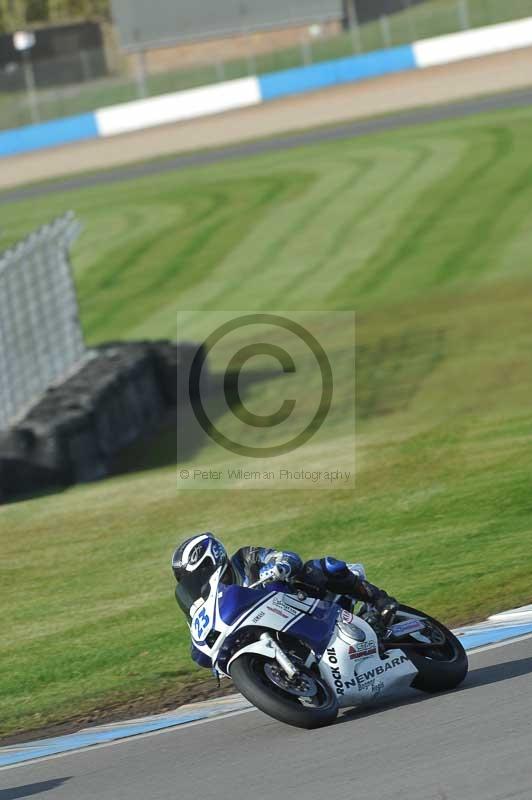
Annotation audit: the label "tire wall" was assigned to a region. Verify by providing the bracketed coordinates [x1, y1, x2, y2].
[0, 340, 202, 503]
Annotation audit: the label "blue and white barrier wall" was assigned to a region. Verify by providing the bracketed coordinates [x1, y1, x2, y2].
[413, 15, 532, 67]
[2, 16, 532, 159]
[258, 45, 415, 101]
[0, 113, 98, 158]
[95, 76, 261, 137]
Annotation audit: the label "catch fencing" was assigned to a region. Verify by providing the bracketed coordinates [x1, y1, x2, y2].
[0, 212, 86, 430]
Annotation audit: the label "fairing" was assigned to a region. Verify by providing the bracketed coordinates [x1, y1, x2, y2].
[187, 573, 419, 708]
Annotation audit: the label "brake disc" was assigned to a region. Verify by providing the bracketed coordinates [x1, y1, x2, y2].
[264, 663, 318, 697]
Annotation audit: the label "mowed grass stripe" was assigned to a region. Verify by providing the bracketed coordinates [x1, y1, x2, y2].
[274, 143, 434, 308]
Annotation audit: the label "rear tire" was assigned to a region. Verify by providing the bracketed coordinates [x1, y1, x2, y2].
[230, 654, 338, 729]
[398, 604, 468, 693]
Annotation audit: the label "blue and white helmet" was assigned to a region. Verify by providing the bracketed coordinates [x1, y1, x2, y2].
[172, 533, 229, 614]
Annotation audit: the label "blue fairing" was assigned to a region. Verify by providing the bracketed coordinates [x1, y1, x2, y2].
[288, 601, 338, 656]
[218, 583, 339, 661]
[218, 584, 279, 626]
[191, 644, 212, 669]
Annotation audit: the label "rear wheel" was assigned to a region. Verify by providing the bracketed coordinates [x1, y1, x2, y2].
[230, 654, 338, 729]
[396, 604, 468, 693]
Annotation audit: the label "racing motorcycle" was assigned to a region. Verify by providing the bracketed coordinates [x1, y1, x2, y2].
[189, 564, 468, 729]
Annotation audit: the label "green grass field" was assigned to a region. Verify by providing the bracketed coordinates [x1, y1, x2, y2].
[2, 102, 532, 738]
[2, 0, 532, 130]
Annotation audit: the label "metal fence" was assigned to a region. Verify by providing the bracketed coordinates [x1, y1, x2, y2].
[0, 213, 86, 430]
[1, 0, 532, 130]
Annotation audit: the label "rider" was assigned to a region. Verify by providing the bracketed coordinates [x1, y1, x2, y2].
[171, 533, 398, 669]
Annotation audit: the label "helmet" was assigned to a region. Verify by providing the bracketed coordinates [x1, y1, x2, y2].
[171, 533, 229, 616]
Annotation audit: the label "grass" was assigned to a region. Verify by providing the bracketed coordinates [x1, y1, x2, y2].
[2, 102, 532, 737]
[2, 0, 532, 130]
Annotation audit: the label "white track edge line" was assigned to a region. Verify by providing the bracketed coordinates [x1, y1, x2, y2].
[0, 707, 255, 772]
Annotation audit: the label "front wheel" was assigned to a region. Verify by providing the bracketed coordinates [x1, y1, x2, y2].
[230, 654, 338, 729]
[396, 604, 468, 693]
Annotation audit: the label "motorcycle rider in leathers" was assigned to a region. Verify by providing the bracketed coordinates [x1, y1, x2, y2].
[171, 533, 398, 670]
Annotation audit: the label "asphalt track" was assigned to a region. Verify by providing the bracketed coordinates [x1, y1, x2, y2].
[1, 636, 530, 800]
[2, 86, 532, 208]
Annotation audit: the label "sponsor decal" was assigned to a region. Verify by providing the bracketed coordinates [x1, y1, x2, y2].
[373, 681, 385, 698]
[251, 610, 265, 624]
[283, 595, 315, 614]
[348, 655, 410, 690]
[348, 642, 377, 660]
[326, 648, 344, 695]
[269, 596, 299, 618]
[345, 676, 385, 698]
[368, 680, 385, 698]
[266, 605, 290, 619]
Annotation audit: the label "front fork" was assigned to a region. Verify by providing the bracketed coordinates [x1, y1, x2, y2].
[260, 632, 298, 679]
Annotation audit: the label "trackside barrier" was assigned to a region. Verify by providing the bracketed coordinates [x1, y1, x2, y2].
[0, 113, 98, 158]
[258, 45, 416, 101]
[413, 16, 532, 68]
[2, 16, 532, 159]
[0, 213, 85, 430]
[94, 76, 261, 137]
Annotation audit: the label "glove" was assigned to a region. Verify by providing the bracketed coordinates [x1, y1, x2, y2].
[361, 582, 398, 626]
[259, 560, 291, 583]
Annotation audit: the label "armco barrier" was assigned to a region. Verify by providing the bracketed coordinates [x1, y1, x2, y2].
[2, 16, 532, 160]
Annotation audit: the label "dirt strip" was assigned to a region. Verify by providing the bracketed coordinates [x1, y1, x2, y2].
[3, 45, 532, 192]
[0, 679, 238, 747]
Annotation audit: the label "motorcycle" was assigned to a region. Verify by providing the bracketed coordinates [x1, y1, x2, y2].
[189, 563, 468, 729]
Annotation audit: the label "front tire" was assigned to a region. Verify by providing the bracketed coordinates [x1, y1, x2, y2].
[397, 604, 468, 693]
[230, 654, 338, 729]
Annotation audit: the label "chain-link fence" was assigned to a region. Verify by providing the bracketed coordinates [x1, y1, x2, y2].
[1, 0, 532, 130]
[0, 213, 86, 430]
